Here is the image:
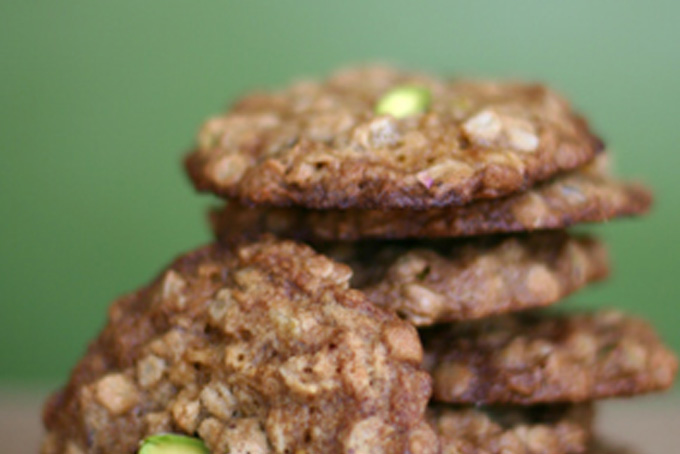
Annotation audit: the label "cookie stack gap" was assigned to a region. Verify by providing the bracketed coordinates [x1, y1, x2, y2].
[186, 66, 676, 454]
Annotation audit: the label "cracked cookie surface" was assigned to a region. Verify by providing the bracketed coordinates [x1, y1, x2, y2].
[41, 237, 434, 454]
[187, 65, 602, 209]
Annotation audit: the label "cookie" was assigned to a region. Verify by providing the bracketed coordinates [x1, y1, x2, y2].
[431, 404, 593, 454]
[320, 232, 608, 326]
[41, 237, 436, 454]
[586, 440, 638, 454]
[210, 167, 652, 241]
[186, 65, 602, 209]
[423, 310, 678, 405]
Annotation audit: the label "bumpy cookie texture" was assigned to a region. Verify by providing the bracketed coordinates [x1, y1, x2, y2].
[423, 310, 678, 405]
[210, 167, 652, 241]
[41, 238, 435, 454]
[186, 65, 602, 209]
[318, 232, 608, 326]
[431, 404, 593, 454]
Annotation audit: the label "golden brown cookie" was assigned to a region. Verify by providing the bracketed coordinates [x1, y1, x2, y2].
[431, 404, 593, 454]
[320, 232, 609, 326]
[186, 65, 602, 209]
[41, 237, 435, 454]
[423, 310, 677, 405]
[210, 167, 651, 241]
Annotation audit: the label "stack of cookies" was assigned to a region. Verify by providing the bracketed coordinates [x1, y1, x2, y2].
[41, 66, 677, 454]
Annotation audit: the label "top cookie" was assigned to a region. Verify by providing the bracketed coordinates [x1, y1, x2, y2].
[186, 66, 602, 209]
[41, 237, 435, 454]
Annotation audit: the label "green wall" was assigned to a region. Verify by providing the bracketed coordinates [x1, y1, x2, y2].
[1, 1, 679, 384]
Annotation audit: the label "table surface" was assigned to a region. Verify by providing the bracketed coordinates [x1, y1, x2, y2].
[2, 390, 678, 454]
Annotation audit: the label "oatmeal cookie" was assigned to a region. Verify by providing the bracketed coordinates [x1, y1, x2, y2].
[210, 167, 651, 241]
[41, 237, 435, 454]
[186, 65, 602, 209]
[586, 440, 637, 454]
[423, 310, 677, 405]
[320, 232, 608, 325]
[431, 404, 593, 454]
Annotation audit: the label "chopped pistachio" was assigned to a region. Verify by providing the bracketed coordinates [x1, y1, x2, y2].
[139, 434, 210, 454]
[375, 85, 431, 118]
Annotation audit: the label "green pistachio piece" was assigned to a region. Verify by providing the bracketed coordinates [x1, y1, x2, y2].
[138, 434, 210, 454]
[375, 85, 432, 118]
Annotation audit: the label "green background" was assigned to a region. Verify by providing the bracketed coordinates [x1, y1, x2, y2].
[1, 1, 679, 385]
